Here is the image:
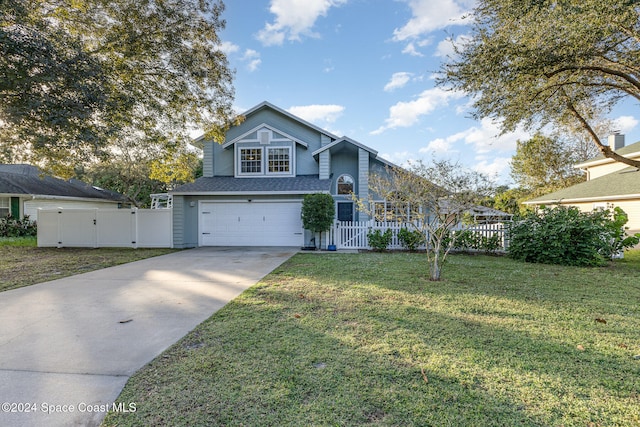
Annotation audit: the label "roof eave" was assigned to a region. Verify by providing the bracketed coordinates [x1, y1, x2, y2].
[170, 190, 331, 196]
[523, 193, 640, 205]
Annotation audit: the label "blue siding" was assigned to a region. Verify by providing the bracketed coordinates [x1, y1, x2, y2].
[358, 148, 370, 221]
[204, 107, 328, 178]
[203, 142, 214, 177]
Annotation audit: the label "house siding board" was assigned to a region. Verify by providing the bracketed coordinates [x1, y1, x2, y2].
[203, 142, 214, 177]
[172, 195, 185, 248]
[182, 196, 199, 247]
[330, 152, 359, 194]
[358, 148, 369, 221]
[212, 143, 234, 176]
[319, 151, 330, 180]
[568, 200, 640, 233]
[587, 162, 630, 180]
[296, 143, 318, 175]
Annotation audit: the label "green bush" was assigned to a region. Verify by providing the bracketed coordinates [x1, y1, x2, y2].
[450, 229, 502, 254]
[507, 206, 640, 266]
[397, 228, 425, 251]
[0, 215, 37, 238]
[367, 228, 393, 251]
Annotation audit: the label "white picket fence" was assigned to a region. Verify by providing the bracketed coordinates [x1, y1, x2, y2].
[328, 220, 509, 251]
[37, 208, 173, 248]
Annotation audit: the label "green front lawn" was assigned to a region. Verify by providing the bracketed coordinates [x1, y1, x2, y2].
[104, 252, 640, 426]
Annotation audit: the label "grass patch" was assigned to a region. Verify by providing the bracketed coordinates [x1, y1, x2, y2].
[0, 236, 37, 247]
[0, 239, 178, 292]
[104, 251, 640, 427]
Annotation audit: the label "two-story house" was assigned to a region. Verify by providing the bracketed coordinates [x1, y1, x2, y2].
[524, 134, 640, 233]
[170, 101, 396, 248]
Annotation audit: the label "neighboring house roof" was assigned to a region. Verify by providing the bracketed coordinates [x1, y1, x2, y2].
[171, 175, 332, 195]
[0, 164, 124, 201]
[575, 140, 640, 169]
[524, 167, 640, 204]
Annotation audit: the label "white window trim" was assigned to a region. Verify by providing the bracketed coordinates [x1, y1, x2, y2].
[336, 174, 355, 195]
[237, 147, 264, 176]
[236, 144, 295, 177]
[266, 146, 293, 176]
[373, 200, 415, 223]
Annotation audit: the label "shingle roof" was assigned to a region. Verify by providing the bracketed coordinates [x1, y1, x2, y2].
[171, 175, 332, 194]
[576, 140, 640, 168]
[0, 164, 124, 201]
[524, 167, 640, 204]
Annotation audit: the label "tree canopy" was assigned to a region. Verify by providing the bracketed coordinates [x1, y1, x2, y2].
[511, 134, 586, 193]
[1, 0, 235, 176]
[440, 0, 640, 168]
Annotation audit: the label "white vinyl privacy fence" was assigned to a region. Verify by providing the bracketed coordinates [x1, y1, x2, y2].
[37, 208, 173, 248]
[328, 221, 509, 251]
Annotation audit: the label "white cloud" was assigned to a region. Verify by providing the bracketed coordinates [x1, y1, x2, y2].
[393, 0, 472, 42]
[219, 41, 240, 55]
[241, 49, 262, 72]
[256, 0, 347, 46]
[462, 118, 530, 154]
[419, 130, 468, 154]
[401, 42, 423, 57]
[384, 72, 413, 92]
[473, 157, 511, 181]
[288, 104, 345, 124]
[378, 151, 416, 167]
[435, 34, 471, 58]
[613, 115, 638, 134]
[371, 87, 465, 134]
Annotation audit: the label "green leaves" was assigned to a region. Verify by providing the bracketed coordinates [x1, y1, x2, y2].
[1, 0, 235, 174]
[440, 0, 640, 168]
[508, 205, 639, 266]
[301, 193, 335, 233]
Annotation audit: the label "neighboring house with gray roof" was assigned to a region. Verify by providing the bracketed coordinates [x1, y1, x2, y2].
[524, 134, 640, 233]
[170, 101, 396, 248]
[0, 164, 125, 221]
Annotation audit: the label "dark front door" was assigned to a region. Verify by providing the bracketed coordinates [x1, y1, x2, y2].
[337, 202, 353, 222]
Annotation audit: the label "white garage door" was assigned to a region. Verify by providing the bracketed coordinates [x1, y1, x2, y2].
[199, 201, 303, 246]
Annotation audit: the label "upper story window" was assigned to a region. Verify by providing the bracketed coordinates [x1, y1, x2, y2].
[237, 145, 293, 177]
[337, 174, 354, 194]
[240, 148, 262, 174]
[268, 147, 290, 174]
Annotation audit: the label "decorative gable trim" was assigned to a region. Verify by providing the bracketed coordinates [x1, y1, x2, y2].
[243, 101, 340, 140]
[222, 123, 309, 149]
[312, 137, 378, 157]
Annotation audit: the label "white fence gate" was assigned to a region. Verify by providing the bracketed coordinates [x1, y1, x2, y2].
[328, 221, 509, 251]
[37, 208, 173, 248]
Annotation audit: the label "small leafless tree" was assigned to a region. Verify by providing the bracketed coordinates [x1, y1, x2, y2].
[354, 159, 494, 280]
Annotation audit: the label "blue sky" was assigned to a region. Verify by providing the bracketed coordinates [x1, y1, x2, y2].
[218, 0, 640, 185]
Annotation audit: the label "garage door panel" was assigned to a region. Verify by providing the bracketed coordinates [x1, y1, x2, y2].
[200, 201, 302, 246]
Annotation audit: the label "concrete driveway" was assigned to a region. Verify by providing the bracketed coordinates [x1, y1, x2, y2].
[0, 247, 297, 427]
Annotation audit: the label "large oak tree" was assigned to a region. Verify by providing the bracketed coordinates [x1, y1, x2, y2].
[1, 0, 235, 176]
[440, 0, 640, 168]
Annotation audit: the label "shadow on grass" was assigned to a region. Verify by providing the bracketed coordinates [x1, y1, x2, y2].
[105, 252, 640, 426]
